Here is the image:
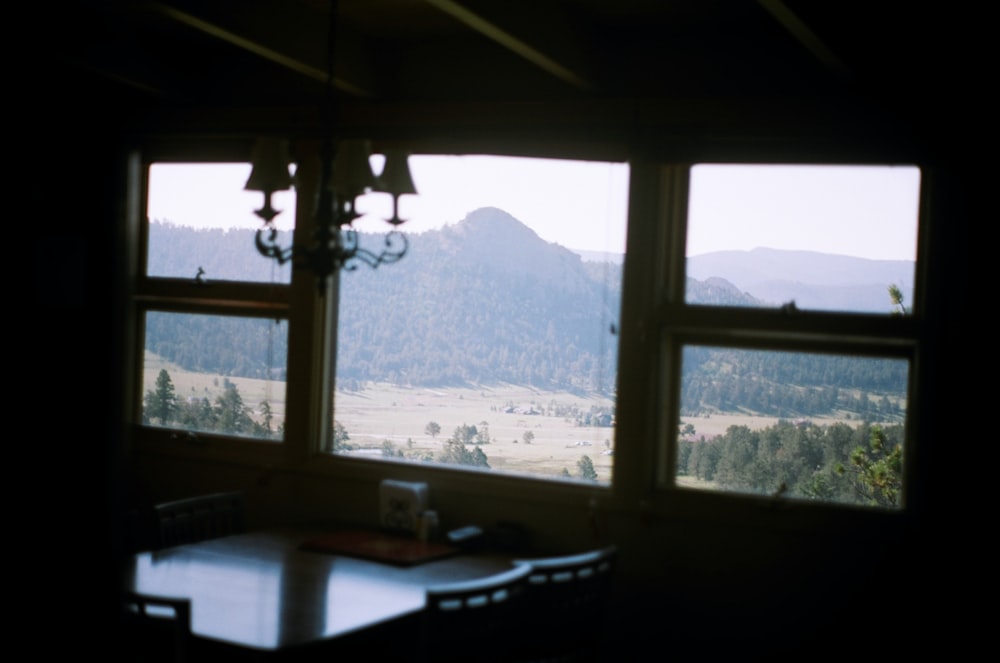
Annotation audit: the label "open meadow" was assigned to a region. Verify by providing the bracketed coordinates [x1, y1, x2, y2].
[332, 383, 616, 482]
[143, 354, 616, 482]
[143, 353, 862, 485]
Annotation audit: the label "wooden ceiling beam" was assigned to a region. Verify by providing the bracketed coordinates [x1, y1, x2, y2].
[143, 0, 377, 98]
[425, 0, 596, 91]
[757, 0, 853, 82]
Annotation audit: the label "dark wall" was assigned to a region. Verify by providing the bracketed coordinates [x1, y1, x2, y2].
[30, 47, 976, 657]
[26, 62, 148, 643]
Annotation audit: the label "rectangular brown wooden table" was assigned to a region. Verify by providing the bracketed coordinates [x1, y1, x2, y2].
[120, 527, 513, 658]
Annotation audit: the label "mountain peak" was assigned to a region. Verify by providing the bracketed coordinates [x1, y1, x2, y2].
[433, 206, 584, 282]
[455, 207, 542, 243]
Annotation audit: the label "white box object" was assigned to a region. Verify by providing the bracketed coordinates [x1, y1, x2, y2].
[379, 479, 429, 532]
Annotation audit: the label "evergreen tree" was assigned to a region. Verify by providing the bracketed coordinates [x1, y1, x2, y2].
[329, 420, 352, 453]
[144, 369, 178, 425]
[215, 382, 255, 435]
[260, 400, 273, 433]
[888, 283, 907, 315]
[472, 447, 490, 468]
[835, 424, 903, 507]
[578, 455, 597, 481]
[438, 434, 490, 468]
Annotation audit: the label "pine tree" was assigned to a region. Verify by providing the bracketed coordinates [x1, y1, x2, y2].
[144, 369, 177, 425]
[835, 424, 903, 507]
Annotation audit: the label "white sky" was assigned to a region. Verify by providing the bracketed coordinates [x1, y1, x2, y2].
[148, 158, 920, 260]
[148, 155, 630, 254]
[687, 164, 920, 261]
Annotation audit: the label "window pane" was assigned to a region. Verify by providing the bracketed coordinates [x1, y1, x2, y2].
[146, 163, 295, 283]
[686, 164, 920, 314]
[675, 345, 908, 509]
[142, 312, 287, 441]
[329, 155, 629, 485]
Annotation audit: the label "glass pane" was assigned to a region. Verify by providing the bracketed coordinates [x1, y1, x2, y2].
[142, 312, 287, 441]
[329, 155, 630, 486]
[146, 163, 295, 283]
[675, 345, 908, 509]
[686, 164, 920, 314]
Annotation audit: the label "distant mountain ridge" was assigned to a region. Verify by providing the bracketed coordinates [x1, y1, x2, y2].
[146, 208, 912, 399]
[686, 247, 915, 313]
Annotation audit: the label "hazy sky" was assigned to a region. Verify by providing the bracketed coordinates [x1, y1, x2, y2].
[148, 157, 920, 260]
[148, 155, 630, 253]
[687, 164, 920, 261]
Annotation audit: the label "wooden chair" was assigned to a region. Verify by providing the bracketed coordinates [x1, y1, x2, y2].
[510, 546, 619, 662]
[120, 591, 192, 663]
[422, 563, 533, 663]
[153, 491, 245, 549]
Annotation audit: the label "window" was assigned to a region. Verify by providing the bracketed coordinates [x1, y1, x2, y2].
[329, 155, 629, 486]
[131, 147, 925, 513]
[654, 163, 921, 510]
[141, 312, 287, 440]
[137, 161, 294, 443]
[146, 163, 294, 283]
[686, 164, 919, 314]
[136, 151, 629, 487]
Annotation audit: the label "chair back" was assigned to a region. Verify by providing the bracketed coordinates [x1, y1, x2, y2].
[153, 491, 245, 549]
[422, 563, 533, 663]
[511, 545, 618, 662]
[120, 591, 191, 663]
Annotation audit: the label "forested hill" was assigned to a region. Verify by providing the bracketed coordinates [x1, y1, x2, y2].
[145, 209, 907, 416]
[334, 207, 624, 393]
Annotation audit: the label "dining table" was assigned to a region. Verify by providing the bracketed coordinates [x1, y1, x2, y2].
[120, 526, 515, 660]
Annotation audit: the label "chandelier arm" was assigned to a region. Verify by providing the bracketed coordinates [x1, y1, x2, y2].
[374, 229, 409, 265]
[255, 227, 294, 264]
[342, 229, 409, 270]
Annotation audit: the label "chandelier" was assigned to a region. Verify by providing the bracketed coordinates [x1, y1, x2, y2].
[244, 0, 416, 293]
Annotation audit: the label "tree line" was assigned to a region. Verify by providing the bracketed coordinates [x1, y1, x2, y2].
[143, 368, 280, 440]
[147, 365, 900, 502]
[678, 419, 903, 508]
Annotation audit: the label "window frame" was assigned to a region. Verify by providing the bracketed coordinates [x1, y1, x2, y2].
[130, 144, 313, 466]
[617, 161, 927, 518]
[126, 142, 932, 527]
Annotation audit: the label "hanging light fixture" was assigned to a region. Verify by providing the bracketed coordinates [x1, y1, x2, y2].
[245, 0, 417, 293]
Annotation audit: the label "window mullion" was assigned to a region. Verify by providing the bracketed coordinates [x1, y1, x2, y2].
[282, 139, 333, 466]
[614, 162, 690, 504]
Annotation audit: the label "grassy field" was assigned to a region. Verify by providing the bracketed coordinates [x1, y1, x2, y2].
[143, 353, 863, 485]
[144, 353, 289, 421]
[332, 382, 616, 482]
[143, 354, 616, 482]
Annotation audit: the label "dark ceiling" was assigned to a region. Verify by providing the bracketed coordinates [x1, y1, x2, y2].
[48, 1, 974, 158]
[59, 1, 955, 104]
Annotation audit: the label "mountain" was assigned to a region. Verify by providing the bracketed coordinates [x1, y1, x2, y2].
[335, 207, 621, 392]
[145, 209, 910, 407]
[687, 247, 915, 313]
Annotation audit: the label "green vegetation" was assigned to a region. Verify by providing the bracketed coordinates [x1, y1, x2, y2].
[328, 420, 352, 453]
[678, 420, 903, 507]
[835, 424, 903, 507]
[437, 425, 491, 468]
[143, 368, 279, 440]
[889, 283, 908, 315]
[577, 455, 598, 481]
